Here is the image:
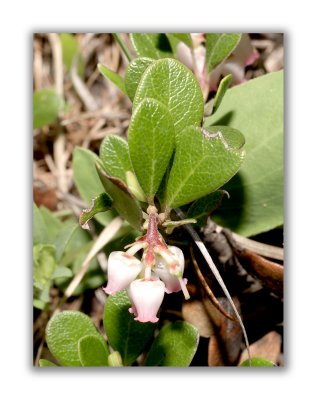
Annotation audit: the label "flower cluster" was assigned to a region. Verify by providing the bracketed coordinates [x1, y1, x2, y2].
[103, 208, 189, 323]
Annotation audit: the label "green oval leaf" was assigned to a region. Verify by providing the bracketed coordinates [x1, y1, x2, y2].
[164, 125, 245, 208]
[39, 359, 58, 367]
[103, 290, 156, 366]
[78, 335, 110, 366]
[133, 58, 204, 136]
[124, 57, 154, 101]
[46, 311, 102, 366]
[205, 33, 241, 73]
[98, 63, 127, 95]
[33, 89, 64, 129]
[144, 321, 199, 366]
[128, 98, 175, 200]
[168, 33, 192, 48]
[100, 135, 133, 184]
[96, 163, 143, 230]
[204, 71, 283, 236]
[130, 33, 174, 59]
[60, 33, 84, 76]
[240, 357, 276, 367]
[186, 190, 227, 225]
[33, 244, 56, 291]
[73, 147, 116, 226]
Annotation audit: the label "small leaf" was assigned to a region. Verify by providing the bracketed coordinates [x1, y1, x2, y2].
[78, 335, 110, 366]
[240, 357, 276, 367]
[133, 58, 204, 136]
[33, 89, 64, 129]
[98, 63, 127, 95]
[39, 359, 58, 367]
[186, 190, 227, 225]
[103, 290, 156, 366]
[99, 135, 134, 184]
[204, 71, 283, 236]
[212, 74, 232, 114]
[168, 33, 192, 47]
[52, 266, 73, 279]
[128, 98, 175, 200]
[79, 193, 113, 229]
[164, 126, 245, 208]
[205, 33, 241, 72]
[144, 321, 199, 366]
[96, 164, 143, 231]
[46, 311, 103, 366]
[33, 203, 47, 245]
[73, 147, 117, 226]
[130, 33, 174, 59]
[33, 244, 56, 291]
[124, 57, 154, 100]
[60, 33, 84, 76]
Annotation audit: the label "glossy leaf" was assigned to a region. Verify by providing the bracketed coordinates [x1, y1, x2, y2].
[60, 33, 84, 76]
[46, 311, 102, 366]
[39, 359, 58, 367]
[164, 125, 245, 208]
[205, 33, 241, 72]
[103, 290, 156, 366]
[186, 190, 227, 225]
[78, 335, 109, 366]
[96, 164, 143, 230]
[98, 63, 127, 95]
[133, 58, 204, 136]
[124, 57, 154, 100]
[79, 193, 113, 229]
[72, 147, 116, 226]
[100, 135, 133, 183]
[130, 33, 174, 59]
[33, 89, 64, 129]
[169, 33, 192, 47]
[128, 98, 175, 200]
[204, 71, 283, 236]
[144, 321, 199, 366]
[212, 74, 232, 114]
[240, 357, 276, 367]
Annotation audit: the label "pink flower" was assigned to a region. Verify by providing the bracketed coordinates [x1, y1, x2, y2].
[155, 246, 186, 293]
[127, 279, 165, 323]
[103, 251, 143, 295]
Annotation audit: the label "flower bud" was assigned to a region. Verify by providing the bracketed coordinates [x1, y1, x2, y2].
[103, 251, 143, 295]
[127, 279, 165, 323]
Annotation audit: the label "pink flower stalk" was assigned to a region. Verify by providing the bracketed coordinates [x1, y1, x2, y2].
[103, 251, 143, 295]
[127, 279, 165, 323]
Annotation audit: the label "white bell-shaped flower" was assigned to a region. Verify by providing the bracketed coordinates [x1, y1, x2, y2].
[103, 251, 143, 295]
[155, 246, 185, 293]
[127, 279, 165, 323]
